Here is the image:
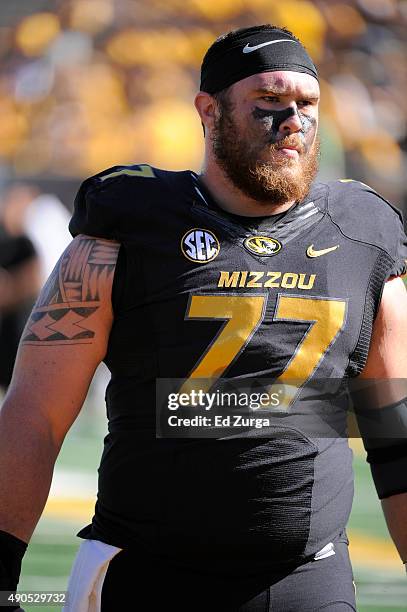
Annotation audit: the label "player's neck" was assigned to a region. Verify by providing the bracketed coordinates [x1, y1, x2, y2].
[199, 162, 296, 217]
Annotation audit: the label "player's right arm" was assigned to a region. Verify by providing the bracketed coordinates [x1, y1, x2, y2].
[0, 234, 119, 591]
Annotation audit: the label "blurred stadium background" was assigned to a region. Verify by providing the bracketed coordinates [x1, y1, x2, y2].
[0, 0, 406, 610]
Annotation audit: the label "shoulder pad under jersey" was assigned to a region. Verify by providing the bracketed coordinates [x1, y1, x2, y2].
[326, 179, 407, 277]
[69, 164, 184, 240]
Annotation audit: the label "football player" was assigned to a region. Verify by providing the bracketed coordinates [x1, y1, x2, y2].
[1, 24, 407, 612]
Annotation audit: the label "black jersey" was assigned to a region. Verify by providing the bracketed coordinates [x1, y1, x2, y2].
[70, 165, 407, 572]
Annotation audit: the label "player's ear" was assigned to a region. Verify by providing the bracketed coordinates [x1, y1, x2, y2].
[194, 91, 217, 134]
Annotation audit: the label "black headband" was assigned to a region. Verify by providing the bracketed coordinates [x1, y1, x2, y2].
[200, 27, 318, 94]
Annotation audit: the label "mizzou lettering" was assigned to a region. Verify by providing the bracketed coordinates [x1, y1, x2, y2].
[217, 270, 316, 290]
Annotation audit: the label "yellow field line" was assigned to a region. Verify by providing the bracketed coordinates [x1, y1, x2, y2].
[348, 530, 401, 570]
[44, 497, 95, 521]
[348, 438, 366, 456]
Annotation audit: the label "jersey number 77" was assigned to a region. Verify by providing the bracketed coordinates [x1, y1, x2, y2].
[180, 294, 347, 408]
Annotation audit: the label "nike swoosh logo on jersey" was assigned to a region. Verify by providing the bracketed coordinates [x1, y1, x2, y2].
[242, 39, 297, 54]
[306, 244, 339, 258]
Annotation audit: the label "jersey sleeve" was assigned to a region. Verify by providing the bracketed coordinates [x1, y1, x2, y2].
[69, 164, 159, 241]
[328, 180, 407, 279]
[70, 171, 117, 240]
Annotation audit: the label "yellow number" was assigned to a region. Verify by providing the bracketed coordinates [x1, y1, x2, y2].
[180, 295, 266, 394]
[100, 164, 156, 182]
[270, 295, 347, 408]
[181, 294, 347, 408]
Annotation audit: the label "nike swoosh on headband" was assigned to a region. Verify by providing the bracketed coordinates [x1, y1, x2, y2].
[243, 39, 297, 54]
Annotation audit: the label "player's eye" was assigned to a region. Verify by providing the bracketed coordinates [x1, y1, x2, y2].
[298, 100, 311, 107]
[262, 96, 279, 103]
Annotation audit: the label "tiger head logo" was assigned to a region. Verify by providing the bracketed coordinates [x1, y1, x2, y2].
[243, 236, 282, 257]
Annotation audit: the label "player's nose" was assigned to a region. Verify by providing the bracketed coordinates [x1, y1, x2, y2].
[279, 105, 303, 135]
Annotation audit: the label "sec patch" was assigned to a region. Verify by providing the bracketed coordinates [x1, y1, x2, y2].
[181, 228, 220, 263]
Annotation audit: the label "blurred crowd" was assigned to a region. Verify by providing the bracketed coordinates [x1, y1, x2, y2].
[0, 0, 406, 391]
[0, 182, 71, 391]
[0, 0, 405, 210]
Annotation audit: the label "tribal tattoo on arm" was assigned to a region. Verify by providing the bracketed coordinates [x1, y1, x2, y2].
[22, 236, 120, 346]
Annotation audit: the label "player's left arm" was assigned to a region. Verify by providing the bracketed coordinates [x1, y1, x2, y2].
[359, 276, 407, 563]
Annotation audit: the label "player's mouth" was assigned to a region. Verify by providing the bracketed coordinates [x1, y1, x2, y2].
[275, 146, 299, 158]
[272, 136, 303, 158]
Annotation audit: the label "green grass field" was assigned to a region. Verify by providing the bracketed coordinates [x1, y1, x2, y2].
[18, 392, 407, 612]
